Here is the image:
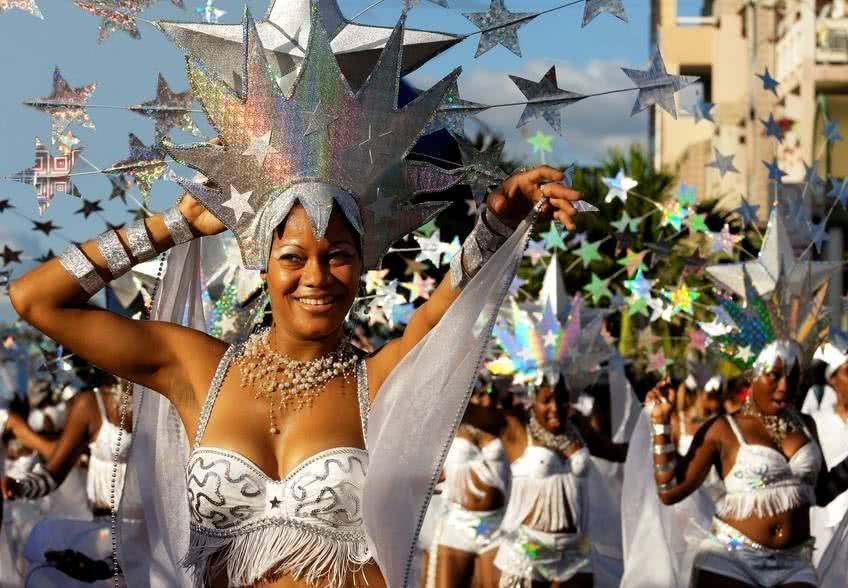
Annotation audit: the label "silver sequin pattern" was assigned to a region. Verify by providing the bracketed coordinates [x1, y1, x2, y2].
[58, 244, 106, 295]
[125, 219, 157, 262]
[96, 230, 132, 278]
[163, 205, 194, 246]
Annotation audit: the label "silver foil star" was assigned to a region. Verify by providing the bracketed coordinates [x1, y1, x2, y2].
[158, 0, 461, 94]
[427, 78, 487, 136]
[582, 0, 627, 27]
[129, 73, 200, 140]
[622, 48, 697, 118]
[508, 66, 585, 135]
[462, 0, 538, 58]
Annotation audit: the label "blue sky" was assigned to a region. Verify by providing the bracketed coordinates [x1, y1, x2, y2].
[0, 0, 649, 321]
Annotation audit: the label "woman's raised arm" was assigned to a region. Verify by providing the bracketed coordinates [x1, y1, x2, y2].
[8, 196, 226, 408]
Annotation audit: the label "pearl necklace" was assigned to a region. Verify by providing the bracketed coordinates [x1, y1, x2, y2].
[527, 412, 583, 454]
[236, 327, 359, 434]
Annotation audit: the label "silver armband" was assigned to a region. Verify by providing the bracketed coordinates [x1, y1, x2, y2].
[125, 218, 157, 262]
[653, 443, 676, 455]
[657, 480, 676, 494]
[651, 423, 672, 436]
[654, 460, 677, 474]
[58, 245, 106, 295]
[450, 207, 514, 289]
[96, 230, 132, 279]
[15, 463, 57, 499]
[163, 205, 194, 246]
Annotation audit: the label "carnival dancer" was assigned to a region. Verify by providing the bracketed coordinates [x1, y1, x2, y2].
[488, 294, 626, 588]
[624, 206, 848, 588]
[7, 8, 584, 588]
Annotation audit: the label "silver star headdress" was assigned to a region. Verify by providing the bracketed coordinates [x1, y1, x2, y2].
[165, 7, 464, 271]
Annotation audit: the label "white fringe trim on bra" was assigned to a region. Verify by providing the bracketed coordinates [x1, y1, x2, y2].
[716, 483, 816, 519]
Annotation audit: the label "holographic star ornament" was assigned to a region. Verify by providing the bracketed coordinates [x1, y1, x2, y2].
[709, 224, 741, 256]
[665, 283, 698, 316]
[508, 66, 585, 135]
[602, 169, 638, 204]
[462, 0, 538, 58]
[622, 48, 697, 118]
[159, 0, 461, 94]
[103, 134, 168, 203]
[12, 138, 78, 215]
[74, 0, 146, 43]
[165, 9, 463, 271]
[24, 67, 96, 144]
[584, 273, 612, 304]
[527, 131, 554, 159]
[541, 222, 566, 251]
[428, 78, 486, 136]
[0, 0, 43, 18]
[582, 0, 627, 27]
[456, 140, 507, 204]
[196, 0, 225, 23]
[129, 74, 200, 140]
[574, 239, 602, 268]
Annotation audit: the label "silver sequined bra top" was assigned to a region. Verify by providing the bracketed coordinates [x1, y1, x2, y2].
[183, 345, 372, 588]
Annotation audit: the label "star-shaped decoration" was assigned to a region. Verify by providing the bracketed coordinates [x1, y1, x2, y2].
[808, 221, 830, 254]
[218, 314, 237, 336]
[602, 169, 638, 204]
[508, 66, 585, 135]
[104, 134, 168, 202]
[624, 269, 653, 299]
[1, 245, 23, 266]
[462, 0, 538, 58]
[665, 283, 699, 316]
[0, 0, 43, 18]
[524, 239, 547, 265]
[542, 329, 558, 348]
[763, 158, 787, 183]
[222, 185, 255, 224]
[0, 199, 13, 213]
[269, 496, 281, 508]
[75, 0, 145, 43]
[756, 67, 779, 95]
[108, 174, 133, 204]
[760, 113, 784, 143]
[401, 272, 435, 302]
[403, 257, 425, 276]
[705, 205, 841, 300]
[129, 73, 200, 140]
[508, 275, 526, 295]
[735, 196, 760, 227]
[706, 147, 739, 178]
[24, 67, 96, 143]
[35, 249, 56, 263]
[429, 78, 487, 136]
[32, 219, 60, 236]
[736, 345, 754, 363]
[457, 140, 507, 204]
[709, 224, 741, 256]
[302, 100, 339, 137]
[689, 98, 715, 124]
[11, 138, 78, 215]
[56, 131, 81, 156]
[526, 131, 554, 156]
[573, 239, 602, 268]
[677, 182, 697, 207]
[617, 248, 648, 277]
[648, 349, 669, 374]
[610, 210, 641, 233]
[622, 48, 697, 118]
[688, 328, 707, 353]
[583, 273, 612, 304]
[415, 232, 447, 267]
[75, 198, 103, 219]
[687, 212, 708, 235]
[105, 220, 125, 232]
[161, 0, 462, 94]
[582, 0, 627, 27]
[823, 118, 843, 144]
[242, 131, 279, 164]
[658, 199, 688, 231]
[829, 176, 848, 208]
[541, 222, 566, 251]
[196, 0, 226, 24]
[364, 269, 389, 294]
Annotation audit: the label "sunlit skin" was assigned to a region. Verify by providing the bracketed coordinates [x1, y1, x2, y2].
[828, 363, 848, 422]
[645, 358, 842, 588]
[7, 157, 582, 587]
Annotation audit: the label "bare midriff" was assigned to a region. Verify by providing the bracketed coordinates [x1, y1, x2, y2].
[719, 506, 811, 549]
[455, 467, 505, 511]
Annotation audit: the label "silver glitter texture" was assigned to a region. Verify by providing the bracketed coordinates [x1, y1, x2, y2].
[125, 219, 157, 262]
[462, 0, 538, 58]
[58, 245, 106, 295]
[96, 230, 132, 278]
[163, 205, 194, 246]
[622, 47, 698, 119]
[508, 66, 585, 135]
[582, 0, 628, 28]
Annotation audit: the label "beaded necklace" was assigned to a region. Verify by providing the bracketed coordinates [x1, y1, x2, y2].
[527, 412, 583, 454]
[236, 327, 359, 434]
[740, 394, 805, 445]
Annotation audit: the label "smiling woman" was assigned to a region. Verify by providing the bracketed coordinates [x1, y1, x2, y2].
[6, 7, 584, 588]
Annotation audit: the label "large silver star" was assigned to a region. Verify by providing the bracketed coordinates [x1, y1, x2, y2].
[508, 66, 585, 135]
[706, 204, 840, 301]
[622, 48, 697, 119]
[157, 0, 461, 93]
[462, 0, 538, 58]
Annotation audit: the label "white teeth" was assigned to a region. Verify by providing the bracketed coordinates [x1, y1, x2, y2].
[297, 297, 334, 306]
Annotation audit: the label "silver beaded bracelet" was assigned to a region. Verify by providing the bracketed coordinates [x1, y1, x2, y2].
[125, 218, 157, 262]
[651, 422, 672, 436]
[96, 230, 132, 279]
[450, 206, 513, 289]
[653, 442, 676, 455]
[58, 245, 106, 295]
[163, 205, 194, 246]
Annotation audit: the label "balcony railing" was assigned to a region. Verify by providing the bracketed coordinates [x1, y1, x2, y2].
[817, 18, 848, 63]
[776, 16, 848, 81]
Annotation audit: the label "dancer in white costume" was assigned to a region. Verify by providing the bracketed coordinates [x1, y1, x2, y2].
[488, 295, 626, 587]
[7, 8, 585, 587]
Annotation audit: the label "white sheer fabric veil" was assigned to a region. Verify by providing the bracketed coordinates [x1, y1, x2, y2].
[117, 239, 206, 587]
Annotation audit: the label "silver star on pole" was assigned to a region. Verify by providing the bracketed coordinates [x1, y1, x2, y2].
[706, 147, 739, 177]
[706, 204, 840, 301]
[157, 0, 461, 93]
[508, 66, 585, 135]
[582, 0, 627, 27]
[462, 0, 538, 58]
[622, 47, 698, 118]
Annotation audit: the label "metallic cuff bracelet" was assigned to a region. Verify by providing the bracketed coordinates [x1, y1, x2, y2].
[125, 219, 157, 262]
[653, 443, 676, 455]
[449, 207, 514, 289]
[654, 460, 677, 474]
[96, 230, 131, 279]
[163, 205, 194, 246]
[657, 480, 676, 494]
[651, 423, 673, 436]
[58, 245, 106, 295]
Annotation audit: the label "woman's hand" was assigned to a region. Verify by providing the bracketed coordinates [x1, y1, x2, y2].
[177, 136, 228, 237]
[486, 166, 581, 230]
[3, 412, 23, 434]
[644, 376, 675, 423]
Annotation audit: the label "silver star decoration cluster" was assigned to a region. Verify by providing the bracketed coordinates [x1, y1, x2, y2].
[622, 48, 698, 118]
[462, 0, 538, 58]
[129, 73, 200, 140]
[508, 66, 585, 135]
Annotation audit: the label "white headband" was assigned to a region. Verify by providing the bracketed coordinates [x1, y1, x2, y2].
[814, 343, 848, 380]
